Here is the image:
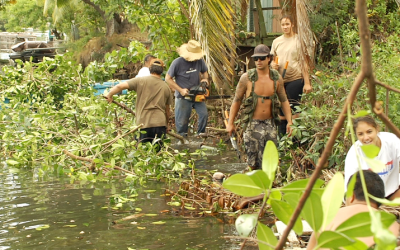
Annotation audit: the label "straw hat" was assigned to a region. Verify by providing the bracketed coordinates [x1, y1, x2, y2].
[177, 40, 204, 61]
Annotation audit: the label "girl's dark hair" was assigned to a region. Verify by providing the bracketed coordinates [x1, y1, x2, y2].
[352, 115, 378, 133]
[280, 15, 294, 24]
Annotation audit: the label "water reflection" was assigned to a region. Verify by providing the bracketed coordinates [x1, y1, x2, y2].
[0, 167, 251, 249]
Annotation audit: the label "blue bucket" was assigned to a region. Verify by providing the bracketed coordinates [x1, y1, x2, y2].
[93, 80, 129, 96]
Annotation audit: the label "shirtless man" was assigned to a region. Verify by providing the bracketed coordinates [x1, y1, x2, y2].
[307, 170, 399, 249]
[226, 44, 292, 170]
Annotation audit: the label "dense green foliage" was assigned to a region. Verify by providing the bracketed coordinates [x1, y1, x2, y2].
[0, 0, 49, 32]
[0, 55, 192, 184]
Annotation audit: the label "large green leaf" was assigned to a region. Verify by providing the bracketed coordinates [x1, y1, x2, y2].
[270, 199, 303, 235]
[257, 222, 277, 250]
[222, 174, 263, 197]
[262, 140, 279, 182]
[336, 211, 395, 238]
[281, 178, 325, 196]
[267, 190, 282, 205]
[341, 239, 368, 250]
[282, 192, 300, 210]
[246, 170, 270, 191]
[370, 211, 397, 250]
[235, 214, 257, 237]
[346, 172, 357, 199]
[316, 231, 355, 249]
[301, 191, 323, 232]
[361, 144, 380, 159]
[321, 172, 344, 229]
[364, 158, 385, 172]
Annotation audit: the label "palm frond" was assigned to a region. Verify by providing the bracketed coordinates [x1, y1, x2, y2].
[296, 0, 315, 71]
[190, 0, 239, 95]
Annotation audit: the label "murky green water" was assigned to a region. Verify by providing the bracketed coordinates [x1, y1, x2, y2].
[0, 146, 252, 250]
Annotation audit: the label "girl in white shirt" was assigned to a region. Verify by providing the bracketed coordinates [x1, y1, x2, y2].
[344, 115, 400, 200]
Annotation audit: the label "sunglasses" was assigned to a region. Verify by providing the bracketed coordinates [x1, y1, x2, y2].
[253, 56, 269, 61]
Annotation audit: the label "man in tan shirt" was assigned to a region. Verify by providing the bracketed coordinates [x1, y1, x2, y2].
[105, 59, 172, 148]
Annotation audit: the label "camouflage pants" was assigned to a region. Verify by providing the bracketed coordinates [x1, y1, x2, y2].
[243, 119, 277, 170]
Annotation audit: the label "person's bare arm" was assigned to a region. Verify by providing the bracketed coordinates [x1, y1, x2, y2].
[165, 73, 189, 96]
[201, 71, 210, 86]
[226, 74, 248, 136]
[276, 77, 292, 135]
[105, 82, 130, 103]
[302, 65, 312, 94]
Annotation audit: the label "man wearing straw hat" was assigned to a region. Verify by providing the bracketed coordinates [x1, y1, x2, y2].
[166, 40, 209, 139]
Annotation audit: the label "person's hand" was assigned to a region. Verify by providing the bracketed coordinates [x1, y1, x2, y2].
[270, 61, 279, 70]
[179, 88, 189, 97]
[303, 84, 312, 94]
[201, 79, 209, 88]
[286, 122, 293, 137]
[105, 94, 113, 103]
[226, 123, 235, 137]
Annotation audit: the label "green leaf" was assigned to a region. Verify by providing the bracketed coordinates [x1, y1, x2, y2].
[346, 173, 357, 199]
[270, 199, 303, 235]
[257, 222, 277, 250]
[316, 231, 355, 249]
[370, 210, 397, 250]
[353, 110, 369, 118]
[267, 190, 282, 205]
[235, 214, 257, 237]
[368, 195, 400, 207]
[336, 211, 395, 237]
[246, 170, 270, 191]
[281, 178, 325, 196]
[321, 172, 344, 229]
[364, 158, 385, 172]
[361, 144, 380, 159]
[262, 140, 279, 183]
[6, 159, 19, 165]
[222, 174, 263, 197]
[301, 191, 323, 232]
[341, 239, 368, 250]
[282, 192, 300, 210]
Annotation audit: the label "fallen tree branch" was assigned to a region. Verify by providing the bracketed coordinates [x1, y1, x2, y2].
[102, 96, 184, 143]
[63, 149, 136, 176]
[102, 124, 143, 147]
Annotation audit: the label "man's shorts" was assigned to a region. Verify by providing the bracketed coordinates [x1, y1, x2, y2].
[243, 119, 277, 170]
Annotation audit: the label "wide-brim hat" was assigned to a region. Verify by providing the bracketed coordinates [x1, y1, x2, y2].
[177, 40, 204, 61]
